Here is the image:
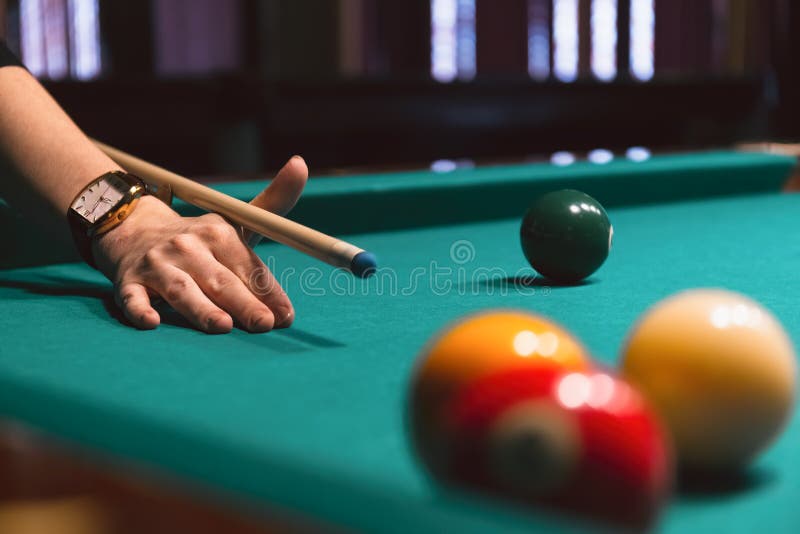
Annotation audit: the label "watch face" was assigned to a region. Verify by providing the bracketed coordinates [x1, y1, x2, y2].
[71, 173, 129, 223]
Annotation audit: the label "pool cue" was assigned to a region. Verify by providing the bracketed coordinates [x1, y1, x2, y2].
[93, 140, 377, 278]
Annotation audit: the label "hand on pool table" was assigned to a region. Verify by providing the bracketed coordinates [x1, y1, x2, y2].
[93, 156, 309, 333]
[1, 62, 308, 333]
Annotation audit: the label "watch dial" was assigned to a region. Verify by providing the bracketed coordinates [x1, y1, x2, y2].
[71, 175, 127, 223]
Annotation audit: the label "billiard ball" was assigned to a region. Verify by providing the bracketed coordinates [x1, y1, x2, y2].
[408, 311, 591, 482]
[520, 189, 613, 283]
[439, 366, 672, 529]
[621, 289, 797, 471]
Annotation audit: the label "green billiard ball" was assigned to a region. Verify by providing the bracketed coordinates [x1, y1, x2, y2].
[520, 190, 613, 283]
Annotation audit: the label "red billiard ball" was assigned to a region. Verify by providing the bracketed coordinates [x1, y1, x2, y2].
[440, 367, 672, 529]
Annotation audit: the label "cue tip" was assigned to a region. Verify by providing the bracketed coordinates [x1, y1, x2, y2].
[350, 251, 378, 278]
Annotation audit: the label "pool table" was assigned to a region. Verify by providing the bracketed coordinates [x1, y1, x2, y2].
[1, 150, 799, 533]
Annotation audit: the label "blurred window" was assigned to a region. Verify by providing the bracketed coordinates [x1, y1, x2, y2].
[17, 0, 100, 80]
[431, 0, 476, 82]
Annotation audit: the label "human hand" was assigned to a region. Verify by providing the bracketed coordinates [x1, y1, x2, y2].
[93, 156, 309, 333]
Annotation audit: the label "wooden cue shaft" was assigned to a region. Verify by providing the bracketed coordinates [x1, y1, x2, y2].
[94, 140, 366, 272]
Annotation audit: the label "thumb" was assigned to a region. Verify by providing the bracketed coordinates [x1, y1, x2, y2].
[245, 156, 309, 247]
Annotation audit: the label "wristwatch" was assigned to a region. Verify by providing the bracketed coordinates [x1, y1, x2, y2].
[67, 171, 148, 268]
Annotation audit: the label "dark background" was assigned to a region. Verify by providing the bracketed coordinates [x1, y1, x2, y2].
[2, 0, 800, 177]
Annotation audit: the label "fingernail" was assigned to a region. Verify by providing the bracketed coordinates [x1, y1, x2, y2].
[253, 313, 274, 332]
[207, 313, 232, 333]
[274, 308, 294, 329]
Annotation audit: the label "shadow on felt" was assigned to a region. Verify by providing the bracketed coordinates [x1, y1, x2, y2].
[677, 466, 776, 499]
[0, 275, 125, 324]
[465, 274, 597, 292]
[0, 275, 348, 349]
[0, 274, 189, 330]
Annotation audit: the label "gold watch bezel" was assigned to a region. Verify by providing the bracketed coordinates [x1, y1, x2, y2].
[68, 171, 146, 238]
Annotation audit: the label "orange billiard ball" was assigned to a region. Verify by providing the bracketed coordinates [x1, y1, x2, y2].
[408, 310, 592, 481]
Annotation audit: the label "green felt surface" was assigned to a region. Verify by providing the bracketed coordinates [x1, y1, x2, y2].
[1, 153, 799, 532]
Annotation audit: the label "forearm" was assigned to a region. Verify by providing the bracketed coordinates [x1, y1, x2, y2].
[0, 65, 121, 218]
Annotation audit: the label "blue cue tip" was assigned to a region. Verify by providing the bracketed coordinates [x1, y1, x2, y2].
[350, 251, 378, 278]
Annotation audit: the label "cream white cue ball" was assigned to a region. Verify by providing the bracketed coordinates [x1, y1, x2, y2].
[621, 289, 797, 471]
